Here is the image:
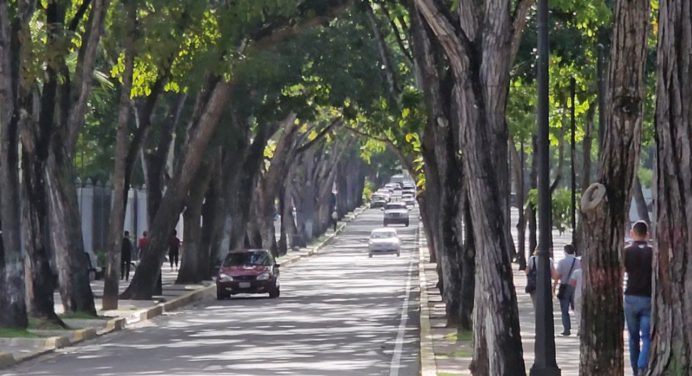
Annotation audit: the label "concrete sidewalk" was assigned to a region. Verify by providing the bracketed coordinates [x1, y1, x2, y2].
[0, 205, 366, 369]
[419, 213, 633, 375]
[418, 233, 581, 376]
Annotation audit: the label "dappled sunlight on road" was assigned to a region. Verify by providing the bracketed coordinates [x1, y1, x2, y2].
[3, 208, 420, 376]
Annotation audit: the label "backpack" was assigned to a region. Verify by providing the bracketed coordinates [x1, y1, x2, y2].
[525, 256, 537, 293]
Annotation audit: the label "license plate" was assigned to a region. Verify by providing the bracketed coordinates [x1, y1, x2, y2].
[239, 282, 251, 288]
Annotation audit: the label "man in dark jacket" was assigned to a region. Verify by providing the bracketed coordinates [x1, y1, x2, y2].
[121, 231, 133, 281]
[624, 221, 653, 376]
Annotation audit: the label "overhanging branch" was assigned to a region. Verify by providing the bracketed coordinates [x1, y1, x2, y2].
[251, 0, 354, 50]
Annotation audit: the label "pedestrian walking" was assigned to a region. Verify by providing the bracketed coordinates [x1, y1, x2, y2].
[525, 247, 556, 308]
[169, 230, 180, 270]
[554, 243, 580, 336]
[121, 231, 133, 281]
[137, 231, 149, 260]
[624, 221, 653, 376]
[331, 210, 338, 232]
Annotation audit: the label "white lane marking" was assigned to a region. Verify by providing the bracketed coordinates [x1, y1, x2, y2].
[389, 249, 415, 376]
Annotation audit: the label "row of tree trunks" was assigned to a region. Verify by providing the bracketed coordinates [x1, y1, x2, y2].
[647, 0, 692, 373]
[414, 0, 527, 373]
[410, 6, 467, 329]
[121, 80, 233, 299]
[579, 0, 650, 374]
[176, 157, 215, 284]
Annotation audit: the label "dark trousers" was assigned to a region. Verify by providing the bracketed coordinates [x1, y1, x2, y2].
[121, 258, 131, 280]
[169, 251, 179, 268]
[559, 284, 575, 334]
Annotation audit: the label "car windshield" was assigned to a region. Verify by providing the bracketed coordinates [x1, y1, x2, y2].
[385, 203, 406, 210]
[223, 251, 272, 266]
[372, 231, 396, 239]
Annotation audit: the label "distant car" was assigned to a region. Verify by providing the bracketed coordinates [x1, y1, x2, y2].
[216, 249, 280, 299]
[369, 228, 401, 257]
[371, 197, 387, 208]
[403, 196, 416, 207]
[383, 202, 409, 227]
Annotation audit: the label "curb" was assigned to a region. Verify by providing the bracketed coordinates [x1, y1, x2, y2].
[418, 224, 437, 376]
[0, 204, 368, 371]
[0, 353, 15, 368]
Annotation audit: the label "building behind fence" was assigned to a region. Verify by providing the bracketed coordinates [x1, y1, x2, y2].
[76, 179, 182, 265]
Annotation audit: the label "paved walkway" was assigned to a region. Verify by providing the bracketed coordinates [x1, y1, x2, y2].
[421, 208, 632, 375]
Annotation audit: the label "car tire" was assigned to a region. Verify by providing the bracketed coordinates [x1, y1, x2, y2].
[269, 285, 280, 299]
[405, 221, 410, 227]
[369, 253, 373, 258]
[397, 252, 400, 257]
[216, 288, 227, 300]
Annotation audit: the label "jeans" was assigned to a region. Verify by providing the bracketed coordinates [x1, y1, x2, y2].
[624, 295, 651, 375]
[558, 284, 574, 334]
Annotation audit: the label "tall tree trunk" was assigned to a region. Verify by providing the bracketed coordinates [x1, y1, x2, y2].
[0, 0, 28, 328]
[121, 81, 232, 299]
[103, 0, 136, 309]
[22, 143, 64, 326]
[46, 149, 97, 315]
[647, 1, 692, 373]
[144, 94, 188, 225]
[510, 141, 527, 270]
[201, 155, 226, 278]
[579, 1, 650, 374]
[574, 105, 595, 253]
[415, 1, 527, 372]
[410, 5, 465, 327]
[176, 160, 212, 284]
[528, 136, 538, 254]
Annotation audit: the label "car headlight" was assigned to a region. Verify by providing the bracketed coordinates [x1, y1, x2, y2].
[257, 272, 271, 281]
[218, 273, 233, 282]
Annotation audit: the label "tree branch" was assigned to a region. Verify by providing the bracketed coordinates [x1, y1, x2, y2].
[413, 0, 471, 78]
[295, 118, 343, 155]
[67, 0, 109, 152]
[510, 0, 534, 64]
[68, 0, 93, 32]
[379, 1, 414, 64]
[250, 0, 354, 50]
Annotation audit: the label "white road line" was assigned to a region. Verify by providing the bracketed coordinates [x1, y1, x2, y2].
[389, 248, 415, 376]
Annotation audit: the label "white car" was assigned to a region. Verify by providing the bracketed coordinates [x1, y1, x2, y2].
[383, 202, 409, 227]
[368, 228, 400, 257]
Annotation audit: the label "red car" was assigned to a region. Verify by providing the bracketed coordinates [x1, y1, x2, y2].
[216, 249, 280, 299]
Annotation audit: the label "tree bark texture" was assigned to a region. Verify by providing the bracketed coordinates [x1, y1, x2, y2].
[176, 159, 213, 284]
[121, 81, 232, 299]
[410, 6, 469, 328]
[414, 0, 527, 373]
[647, 1, 692, 374]
[579, 1, 650, 374]
[0, 0, 28, 327]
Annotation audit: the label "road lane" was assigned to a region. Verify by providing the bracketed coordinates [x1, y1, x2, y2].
[4, 207, 420, 376]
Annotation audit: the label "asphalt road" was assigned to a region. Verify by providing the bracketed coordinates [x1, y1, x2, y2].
[4, 207, 420, 376]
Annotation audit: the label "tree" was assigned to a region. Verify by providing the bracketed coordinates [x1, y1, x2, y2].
[121, 0, 355, 299]
[579, 0, 650, 374]
[647, 0, 692, 374]
[0, 0, 28, 328]
[412, 0, 533, 372]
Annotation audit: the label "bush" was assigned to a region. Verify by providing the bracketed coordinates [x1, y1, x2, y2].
[362, 180, 376, 202]
[527, 187, 576, 233]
